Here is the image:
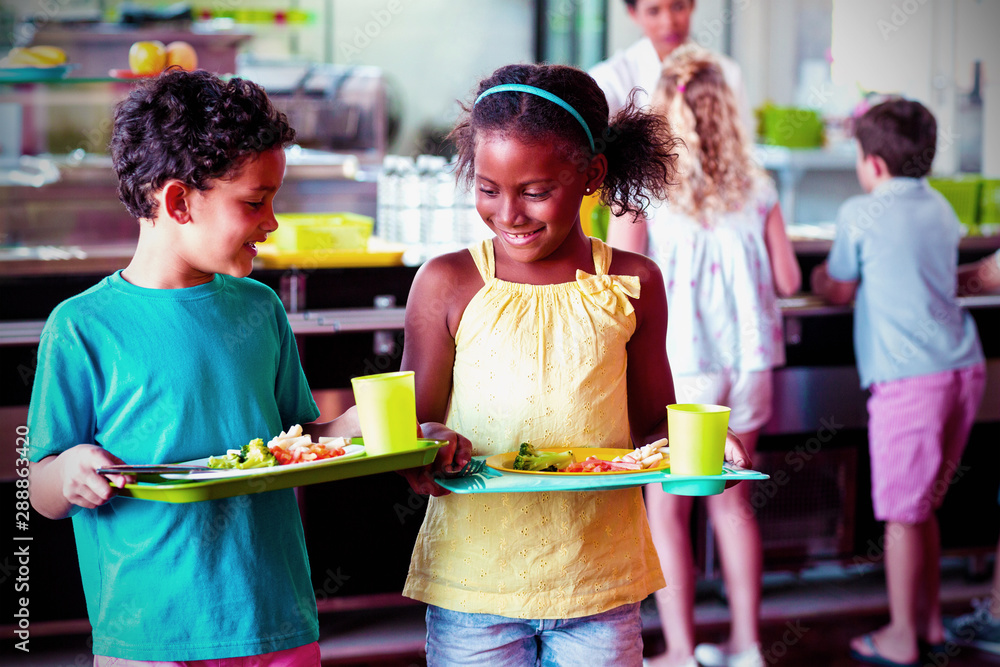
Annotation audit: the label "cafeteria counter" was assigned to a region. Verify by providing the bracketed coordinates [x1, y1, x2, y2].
[3, 242, 1000, 625]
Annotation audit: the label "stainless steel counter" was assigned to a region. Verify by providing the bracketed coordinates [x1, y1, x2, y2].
[765, 292, 1000, 438]
[779, 292, 1000, 316]
[4, 258, 998, 572]
[788, 234, 1000, 256]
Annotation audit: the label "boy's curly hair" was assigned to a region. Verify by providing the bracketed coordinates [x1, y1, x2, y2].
[853, 98, 936, 178]
[111, 69, 296, 220]
[449, 63, 679, 220]
[652, 43, 762, 221]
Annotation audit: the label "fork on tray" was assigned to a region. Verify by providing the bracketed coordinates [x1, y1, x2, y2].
[449, 457, 488, 477]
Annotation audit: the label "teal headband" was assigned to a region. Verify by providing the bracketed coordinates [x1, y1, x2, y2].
[474, 83, 597, 153]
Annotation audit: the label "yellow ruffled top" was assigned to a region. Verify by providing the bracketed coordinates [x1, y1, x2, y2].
[403, 237, 665, 619]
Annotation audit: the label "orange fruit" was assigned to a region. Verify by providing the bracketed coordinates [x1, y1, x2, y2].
[165, 41, 198, 72]
[128, 41, 166, 76]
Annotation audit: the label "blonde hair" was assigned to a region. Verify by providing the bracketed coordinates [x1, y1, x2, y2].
[652, 44, 762, 222]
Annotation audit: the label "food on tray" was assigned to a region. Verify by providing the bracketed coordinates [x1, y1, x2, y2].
[266, 424, 351, 465]
[1, 46, 67, 68]
[612, 438, 669, 468]
[512, 442, 575, 472]
[508, 439, 670, 473]
[560, 439, 669, 473]
[561, 456, 619, 473]
[208, 438, 277, 469]
[206, 425, 353, 469]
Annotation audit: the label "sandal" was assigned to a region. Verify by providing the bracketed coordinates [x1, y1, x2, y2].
[849, 633, 919, 667]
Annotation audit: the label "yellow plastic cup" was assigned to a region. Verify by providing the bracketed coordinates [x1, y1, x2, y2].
[350, 371, 417, 456]
[667, 404, 730, 476]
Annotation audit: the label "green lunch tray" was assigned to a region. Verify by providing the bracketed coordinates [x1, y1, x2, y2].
[114, 438, 446, 503]
[435, 457, 769, 497]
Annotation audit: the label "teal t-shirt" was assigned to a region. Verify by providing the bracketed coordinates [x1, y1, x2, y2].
[826, 178, 983, 388]
[27, 271, 321, 660]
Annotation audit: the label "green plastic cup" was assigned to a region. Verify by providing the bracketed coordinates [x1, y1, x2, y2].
[667, 403, 730, 477]
[351, 371, 417, 456]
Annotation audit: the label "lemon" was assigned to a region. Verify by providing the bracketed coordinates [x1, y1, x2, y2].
[25, 46, 67, 65]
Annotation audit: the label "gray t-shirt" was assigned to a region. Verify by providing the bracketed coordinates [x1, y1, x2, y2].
[827, 177, 983, 388]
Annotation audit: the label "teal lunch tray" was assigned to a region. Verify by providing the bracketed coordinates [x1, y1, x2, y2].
[435, 457, 769, 497]
[113, 438, 446, 503]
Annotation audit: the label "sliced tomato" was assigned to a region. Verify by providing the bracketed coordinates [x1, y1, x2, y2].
[269, 441, 347, 465]
[606, 460, 642, 471]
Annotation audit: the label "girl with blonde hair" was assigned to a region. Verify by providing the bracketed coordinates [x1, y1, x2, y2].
[609, 43, 802, 667]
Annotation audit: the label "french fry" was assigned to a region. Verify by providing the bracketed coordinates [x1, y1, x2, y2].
[641, 452, 663, 467]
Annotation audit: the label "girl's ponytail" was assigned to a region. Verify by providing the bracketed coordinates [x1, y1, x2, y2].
[600, 90, 681, 220]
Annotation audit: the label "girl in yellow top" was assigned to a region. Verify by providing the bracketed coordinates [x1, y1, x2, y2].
[399, 63, 752, 666]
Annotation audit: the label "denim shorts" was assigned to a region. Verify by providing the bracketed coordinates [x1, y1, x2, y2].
[424, 602, 643, 667]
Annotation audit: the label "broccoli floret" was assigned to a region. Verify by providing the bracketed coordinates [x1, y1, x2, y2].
[511, 443, 574, 471]
[236, 438, 277, 469]
[208, 439, 277, 469]
[207, 451, 242, 469]
[240, 440, 257, 460]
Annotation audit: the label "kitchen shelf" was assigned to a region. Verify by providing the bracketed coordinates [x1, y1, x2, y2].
[0, 76, 140, 86]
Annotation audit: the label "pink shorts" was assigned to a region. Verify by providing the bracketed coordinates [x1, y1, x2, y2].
[672, 369, 773, 433]
[94, 642, 320, 667]
[867, 364, 985, 524]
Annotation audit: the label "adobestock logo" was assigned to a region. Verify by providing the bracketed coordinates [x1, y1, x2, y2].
[876, 0, 931, 40]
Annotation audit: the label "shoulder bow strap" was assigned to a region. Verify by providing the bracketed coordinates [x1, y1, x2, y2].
[575, 270, 641, 317]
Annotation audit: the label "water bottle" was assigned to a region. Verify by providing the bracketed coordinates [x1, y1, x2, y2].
[417, 155, 442, 249]
[418, 155, 457, 257]
[451, 157, 489, 244]
[375, 155, 398, 242]
[434, 159, 457, 247]
[396, 156, 421, 246]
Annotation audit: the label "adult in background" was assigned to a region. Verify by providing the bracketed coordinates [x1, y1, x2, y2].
[589, 0, 751, 128]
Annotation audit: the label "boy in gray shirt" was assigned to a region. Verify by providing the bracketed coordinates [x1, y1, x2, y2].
[813, 98, 985, 666]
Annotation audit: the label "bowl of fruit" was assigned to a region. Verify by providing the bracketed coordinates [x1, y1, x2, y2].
[0, 46, 76, 82]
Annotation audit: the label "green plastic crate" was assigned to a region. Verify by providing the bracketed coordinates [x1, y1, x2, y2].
[928, 176, 981, 232]
[980, 179, 1000, 224]
[758, 106, 825, 148]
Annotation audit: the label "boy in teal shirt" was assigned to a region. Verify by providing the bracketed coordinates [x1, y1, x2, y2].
[27, 70, 361, 663]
